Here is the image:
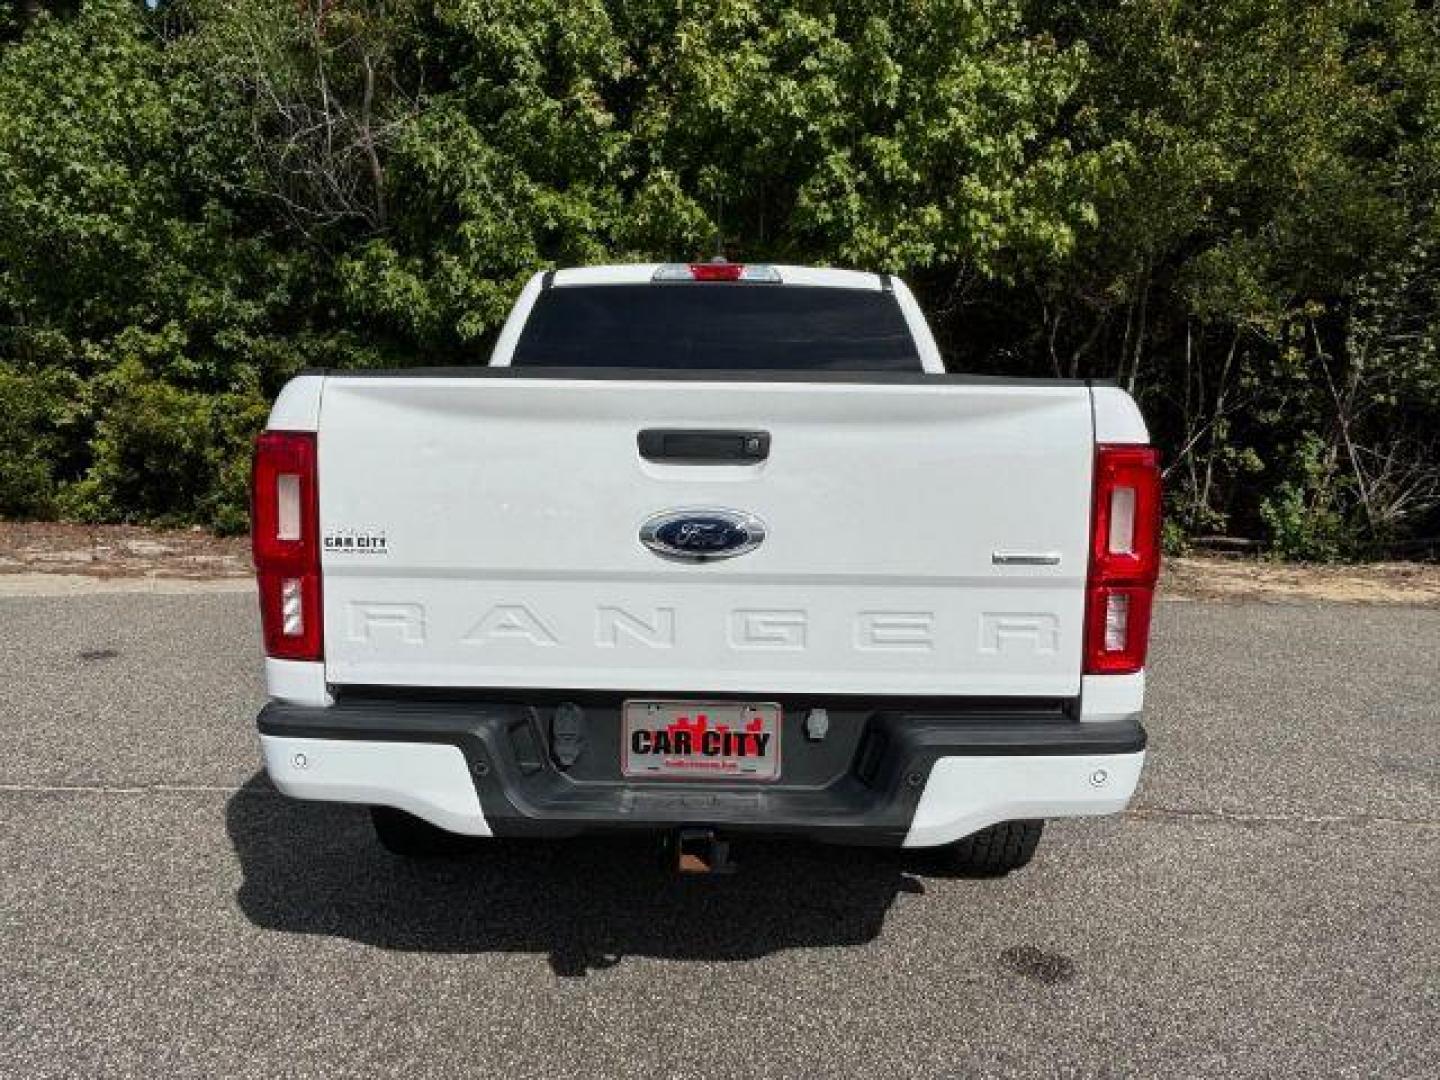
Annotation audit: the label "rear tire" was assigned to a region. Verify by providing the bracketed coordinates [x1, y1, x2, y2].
[941, 820, 1044, 876]
[370, 806, 477, 858]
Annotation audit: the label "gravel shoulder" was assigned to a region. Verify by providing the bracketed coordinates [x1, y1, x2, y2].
[0, 521, 251, 580]
[1164, 554, 1440, 605]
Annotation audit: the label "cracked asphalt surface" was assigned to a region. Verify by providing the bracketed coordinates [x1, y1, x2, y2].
[1, 593, 1436, 1078]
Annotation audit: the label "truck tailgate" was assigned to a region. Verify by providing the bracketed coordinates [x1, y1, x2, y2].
[317, 374, 1094, 697]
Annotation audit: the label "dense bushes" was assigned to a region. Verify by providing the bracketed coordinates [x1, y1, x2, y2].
[1, 0, 1437, 553]
[0, 361, 75, 515]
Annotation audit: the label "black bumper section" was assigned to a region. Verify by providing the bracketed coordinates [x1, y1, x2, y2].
[258, 696, 1146, 846]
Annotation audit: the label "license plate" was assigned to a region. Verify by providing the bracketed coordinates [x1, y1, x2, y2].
[622, 700, 781, 781]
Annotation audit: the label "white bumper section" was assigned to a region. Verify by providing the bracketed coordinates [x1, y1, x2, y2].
[260, 734, 492, 836]
[902, 751, 1145, 848]
[261, 735, 1141, 847]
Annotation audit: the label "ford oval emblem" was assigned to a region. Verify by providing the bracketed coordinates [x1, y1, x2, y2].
[640, 508, 766, 562]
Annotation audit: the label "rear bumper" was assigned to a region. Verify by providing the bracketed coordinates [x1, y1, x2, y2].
[257, 696, 1145, 848]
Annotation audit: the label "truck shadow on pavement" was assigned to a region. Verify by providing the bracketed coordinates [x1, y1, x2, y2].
[226, 773, 926, 976]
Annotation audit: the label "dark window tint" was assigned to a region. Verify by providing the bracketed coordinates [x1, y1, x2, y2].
[511, 284, 922, 371]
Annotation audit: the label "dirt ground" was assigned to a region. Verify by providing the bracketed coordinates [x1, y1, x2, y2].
[0, 522, 251, 581]
[1162, 554, 1440, 604]
[1, 521, 1437, 604]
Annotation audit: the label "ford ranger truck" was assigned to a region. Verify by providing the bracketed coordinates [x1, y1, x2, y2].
[251, 262, 1158, 874]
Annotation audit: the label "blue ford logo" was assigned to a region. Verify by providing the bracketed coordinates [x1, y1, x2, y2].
[640, 508, 766, 562]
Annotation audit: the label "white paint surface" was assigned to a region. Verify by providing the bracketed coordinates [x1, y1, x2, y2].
[904, 751, 1146, 847]
[261, 735, 491, 836]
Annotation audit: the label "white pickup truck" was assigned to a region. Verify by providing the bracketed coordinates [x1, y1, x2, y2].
[251, 261, 1158, 874]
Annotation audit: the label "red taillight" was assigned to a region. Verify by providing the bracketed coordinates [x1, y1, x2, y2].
[1084, 445, 1161, 675]
[251, 431, 322, 661]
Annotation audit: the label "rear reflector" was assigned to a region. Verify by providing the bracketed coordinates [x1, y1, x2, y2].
[1085, 585, 1156, 674]
[652, 263, 782, 283]
[252, 431, 322, 661]
[1103, 591, 1130, 651]
[280, 576, 305, 636]
[1084, 445, 1161, 674]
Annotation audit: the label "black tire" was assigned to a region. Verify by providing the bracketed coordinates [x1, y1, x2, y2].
[941, 819, 1044, 876]
[370, 806, 478, 858]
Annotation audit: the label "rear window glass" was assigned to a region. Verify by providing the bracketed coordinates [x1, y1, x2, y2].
[510, 284, 922, 371]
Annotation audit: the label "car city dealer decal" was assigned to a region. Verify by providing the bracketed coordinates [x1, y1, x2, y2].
[639, 508, 766, 562]
[323, 528, 387, 555]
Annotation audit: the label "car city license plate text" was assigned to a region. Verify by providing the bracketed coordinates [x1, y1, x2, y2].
[622, 701, 781, 781]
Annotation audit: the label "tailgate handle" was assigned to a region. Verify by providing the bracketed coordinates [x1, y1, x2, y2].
[638, 429, 770, 465]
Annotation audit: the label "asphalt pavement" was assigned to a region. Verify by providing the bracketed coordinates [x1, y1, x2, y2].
[1, 591, 1436, 1078]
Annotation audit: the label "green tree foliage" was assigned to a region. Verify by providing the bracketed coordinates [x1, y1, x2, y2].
[0, 0, 1436, 554]
[1016, 0, 1440, 556]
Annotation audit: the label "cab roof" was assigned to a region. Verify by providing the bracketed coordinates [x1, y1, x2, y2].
[551, 264, 889, 290]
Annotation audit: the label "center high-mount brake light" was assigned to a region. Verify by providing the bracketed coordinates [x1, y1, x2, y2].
[652, 262, 783, 283]
[1083, 445, 1162, 675]
[251, 430, 322, 661]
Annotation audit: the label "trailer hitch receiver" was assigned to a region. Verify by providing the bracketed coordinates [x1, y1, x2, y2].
[673, 828, 736, 875]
